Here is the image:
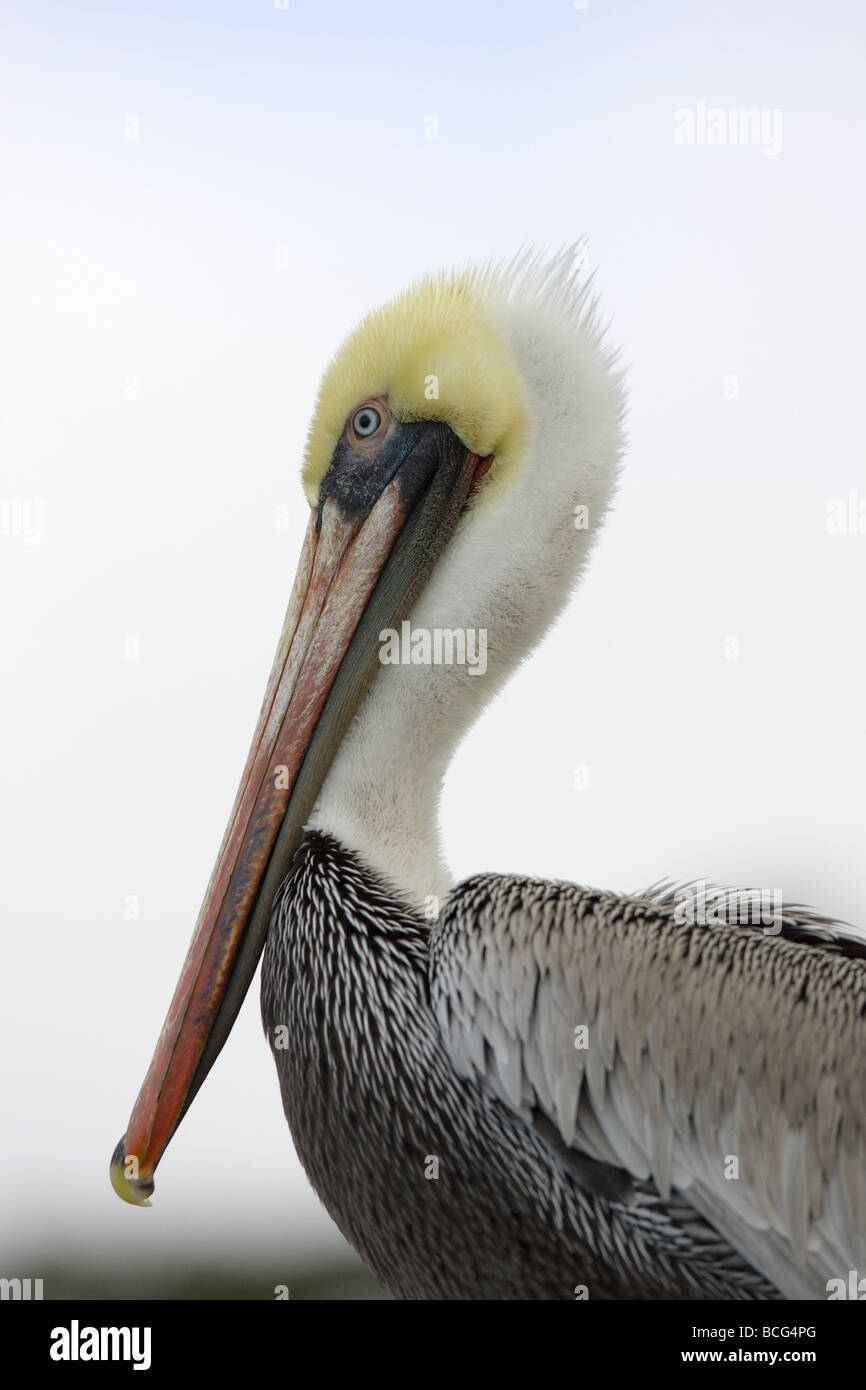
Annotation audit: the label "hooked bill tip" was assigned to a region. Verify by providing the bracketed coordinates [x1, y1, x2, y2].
[110, 1136, 155, 1207]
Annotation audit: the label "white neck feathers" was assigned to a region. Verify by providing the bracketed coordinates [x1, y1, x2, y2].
[309, 250, 624, 910]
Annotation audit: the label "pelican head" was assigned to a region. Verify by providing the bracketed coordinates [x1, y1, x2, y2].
[111, 247, 624, 1206]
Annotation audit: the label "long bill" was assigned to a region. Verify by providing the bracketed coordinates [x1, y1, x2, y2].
[111, 425, 483, 1204]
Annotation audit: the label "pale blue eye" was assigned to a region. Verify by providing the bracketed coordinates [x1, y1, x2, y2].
[353, 406, 381, 437]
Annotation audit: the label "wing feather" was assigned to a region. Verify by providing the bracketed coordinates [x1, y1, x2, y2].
[430, 874, 866, 1299]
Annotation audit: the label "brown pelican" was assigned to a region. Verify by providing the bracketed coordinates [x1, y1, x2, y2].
[111, 250, 866, 1300]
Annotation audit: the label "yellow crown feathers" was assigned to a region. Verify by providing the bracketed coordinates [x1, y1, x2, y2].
[301, 268, 530, 510]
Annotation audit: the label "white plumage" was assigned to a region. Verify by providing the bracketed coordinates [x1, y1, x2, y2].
[310, 249, 624, 907]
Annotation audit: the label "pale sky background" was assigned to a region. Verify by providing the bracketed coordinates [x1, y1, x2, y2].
[1, 1, 864, 1290]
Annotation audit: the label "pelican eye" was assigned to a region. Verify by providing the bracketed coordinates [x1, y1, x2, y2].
[352, 406, 382, 438]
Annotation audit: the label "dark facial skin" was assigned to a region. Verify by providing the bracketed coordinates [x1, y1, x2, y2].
[317, 396, 464, 526]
